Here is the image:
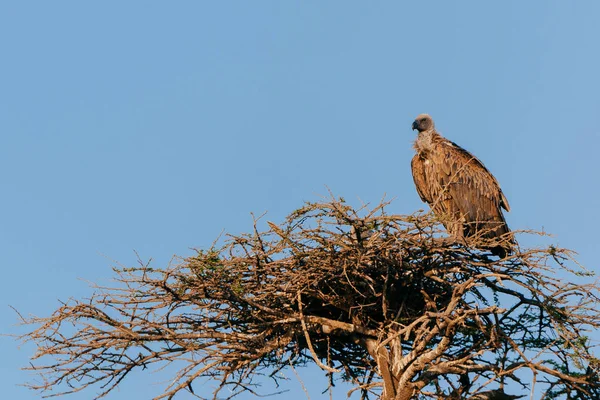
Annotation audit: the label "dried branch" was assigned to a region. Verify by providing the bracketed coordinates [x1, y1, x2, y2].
[19, 197, 600, 399]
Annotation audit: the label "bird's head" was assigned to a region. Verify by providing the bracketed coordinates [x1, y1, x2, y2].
[412, 114, 435, 133]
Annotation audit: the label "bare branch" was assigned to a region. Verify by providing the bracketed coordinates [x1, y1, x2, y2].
[18, 197, 600, 399]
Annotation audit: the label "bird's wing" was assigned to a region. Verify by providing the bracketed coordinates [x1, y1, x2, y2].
[431, 140, 510, 237]
[411, 154, 432, 204]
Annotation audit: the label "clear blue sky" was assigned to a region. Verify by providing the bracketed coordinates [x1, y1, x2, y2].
[2, 2, 599, 399]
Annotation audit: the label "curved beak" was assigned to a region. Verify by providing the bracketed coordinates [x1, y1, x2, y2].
[411, 120, 418, 131]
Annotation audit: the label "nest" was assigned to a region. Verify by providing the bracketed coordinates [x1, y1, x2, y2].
[21, 197, 600, 400]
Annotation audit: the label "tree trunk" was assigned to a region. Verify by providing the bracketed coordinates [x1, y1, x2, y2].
[362, 338, 415, 400]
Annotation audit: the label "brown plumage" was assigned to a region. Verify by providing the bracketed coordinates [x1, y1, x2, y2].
[410, 114, 512, 257]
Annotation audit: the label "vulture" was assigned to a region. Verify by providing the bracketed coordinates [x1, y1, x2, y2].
[410, 114, 512, 257]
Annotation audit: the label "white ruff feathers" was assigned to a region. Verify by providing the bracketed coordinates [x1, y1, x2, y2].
[413, 130, 436, 154]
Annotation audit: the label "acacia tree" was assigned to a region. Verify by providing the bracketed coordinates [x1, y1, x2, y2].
[20, 198, 600, 399]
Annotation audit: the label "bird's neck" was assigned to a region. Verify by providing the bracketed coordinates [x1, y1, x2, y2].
[414, 130, 439, 154]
